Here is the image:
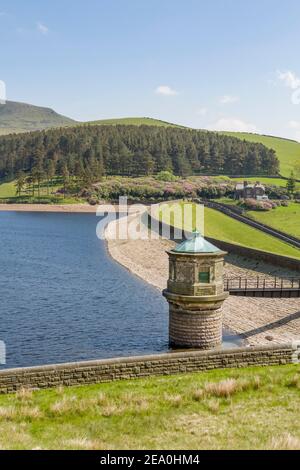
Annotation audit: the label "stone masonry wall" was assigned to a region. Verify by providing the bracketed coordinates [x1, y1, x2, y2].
[0, 343, 299, 394]
[169, 305, 223, 349]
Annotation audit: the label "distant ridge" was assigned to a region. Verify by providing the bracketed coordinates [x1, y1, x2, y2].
[82, 116, 183, 128]
[0, 100, 76, 135]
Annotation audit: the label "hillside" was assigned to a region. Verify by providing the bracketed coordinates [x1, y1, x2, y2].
[221, 132, 300, 178]
[0, 99, 297, 178]
[0, 101, 76, 135]
[0, 125, 279, 180]
[159, 202, 300, 260]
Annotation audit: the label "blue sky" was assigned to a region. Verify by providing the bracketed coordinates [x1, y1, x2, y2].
[1, 0, 300, 140]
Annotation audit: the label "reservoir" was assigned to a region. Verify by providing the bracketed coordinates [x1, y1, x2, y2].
[0, 211, 239, 369]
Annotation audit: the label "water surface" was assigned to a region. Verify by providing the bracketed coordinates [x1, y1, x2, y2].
[0, 212, 169, 369]
[0, 211, 240, 370]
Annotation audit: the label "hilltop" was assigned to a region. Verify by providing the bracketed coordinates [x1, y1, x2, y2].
[83, 116, 182, 128]
[0, 101, 76, 135]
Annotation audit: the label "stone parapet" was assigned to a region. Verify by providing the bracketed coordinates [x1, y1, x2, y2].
[0, 343, 298, 394]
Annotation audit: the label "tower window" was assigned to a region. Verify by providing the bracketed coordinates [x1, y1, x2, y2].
[198, 272, 210, 283]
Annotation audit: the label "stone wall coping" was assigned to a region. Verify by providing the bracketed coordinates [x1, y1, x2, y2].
[0, 342, 296, 376]
[163, 289, 229, 303]
[167, 250, 228, 258]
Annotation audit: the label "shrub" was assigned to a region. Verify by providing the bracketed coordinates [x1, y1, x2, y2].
[155, 171, 177, 182]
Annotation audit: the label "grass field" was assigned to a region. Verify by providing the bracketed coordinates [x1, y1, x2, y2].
[221, 132, 300, 179]
[248, 203, 300, 238]
[215, 175, 300, 189]
[0, 181, 16, 198]
[0, 179, 82, 204]
[159, 203, 300, 259]
[0, 365, 299, 450]
[211, 198, 300, 239]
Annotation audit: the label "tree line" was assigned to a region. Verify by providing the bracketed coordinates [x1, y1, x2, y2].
[0, 125, 279, 183]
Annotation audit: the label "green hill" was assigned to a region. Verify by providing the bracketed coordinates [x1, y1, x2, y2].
[82, 116, 182, 128]
[221, 132, 300, 178]
[84, 123, 299, 178]
[0, 101, 76, 135]
[0, 100, 298, 178]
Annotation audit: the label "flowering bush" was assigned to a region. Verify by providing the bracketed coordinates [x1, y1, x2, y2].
[239, 198, 289, 211]
[90, 176, 234, 202]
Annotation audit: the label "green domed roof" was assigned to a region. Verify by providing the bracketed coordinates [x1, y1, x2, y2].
[173, 231, 221, 254]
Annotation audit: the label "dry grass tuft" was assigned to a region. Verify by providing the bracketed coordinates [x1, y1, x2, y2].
[164, 394, 183, 407]
[16, 387, 34, 401]
[19, 406, 43, 419]
[50, 396, 79, 416]
[0, 406, 17, 420]
[55, 385, 65, 395]
[205, 399, 220, 414]
[95, 392, 108, 405]
[203, 376, 261, 398]
[121, 392, 149, 412]
[286, 375, 300, 389]
[192, 389, 205, 402]
[0, 405, 42, 420]
[101, 404, 119, 417]
[269, 433, 300, 450]
[63, 437, 104, 450]
[204, 379, 240, 398]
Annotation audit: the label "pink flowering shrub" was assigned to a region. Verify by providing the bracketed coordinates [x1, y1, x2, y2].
[240, 198, 290, 211]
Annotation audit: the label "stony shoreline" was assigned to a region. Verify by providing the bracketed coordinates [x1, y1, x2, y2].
[0, 203, 118, 213]
[105, 215, 300, 346]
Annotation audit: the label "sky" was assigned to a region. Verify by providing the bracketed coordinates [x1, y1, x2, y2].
[1, 0, 300, 140]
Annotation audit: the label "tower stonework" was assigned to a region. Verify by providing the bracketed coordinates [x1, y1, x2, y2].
[163, 232, 228, 350]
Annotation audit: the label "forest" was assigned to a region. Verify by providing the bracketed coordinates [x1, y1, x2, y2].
[0, 124, 279, 182]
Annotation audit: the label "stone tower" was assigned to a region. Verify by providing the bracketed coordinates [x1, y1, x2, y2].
[163, 231, 228, 350]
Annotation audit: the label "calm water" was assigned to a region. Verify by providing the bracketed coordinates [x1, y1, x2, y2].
[0, 211, 170, 369]
[0, 211, 240, 370]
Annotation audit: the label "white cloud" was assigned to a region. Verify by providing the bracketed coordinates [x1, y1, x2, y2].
[220, 95, 239, 105]
[277, 70, 300, 90]
[288, 120, 300, 129]
[207, 118, 258, 133]
[155, 85, 178, 96]
[288, 120, 300, 141]
[196, 107, 207, 116]
[37, 22, 49, 35]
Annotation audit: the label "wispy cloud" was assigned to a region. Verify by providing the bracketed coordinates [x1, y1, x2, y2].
[288, 120, 300, 141]
[277, 70, 300, 90]
[155, 85, 178, 96]
[220, 95, 239, 105]
[289, 120, 300, 129]
[196, 107, 207, 116]
[207, 118, 258, 133]
[37, 21, 49, 35]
